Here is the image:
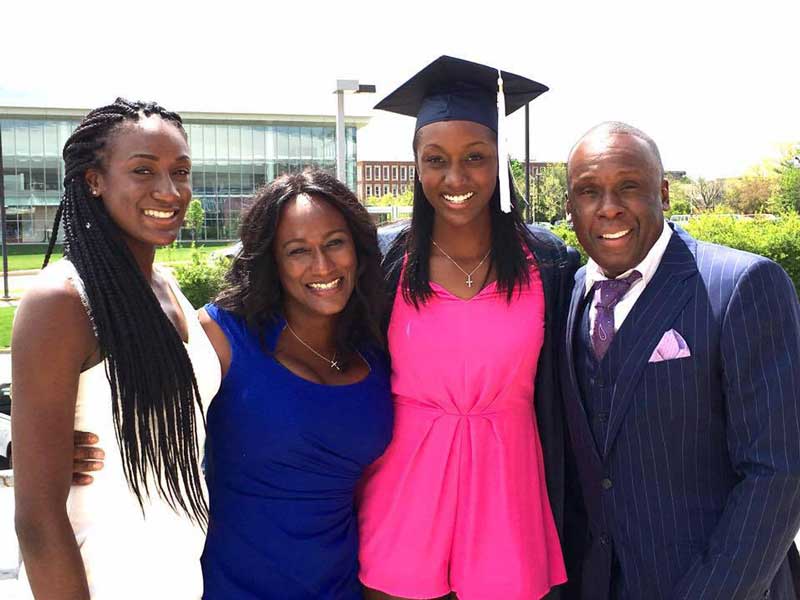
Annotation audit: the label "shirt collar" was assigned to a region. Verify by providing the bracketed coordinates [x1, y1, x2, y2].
[584, 219, 673, 297]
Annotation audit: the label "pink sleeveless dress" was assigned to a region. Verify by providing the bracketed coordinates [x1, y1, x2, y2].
[358, 260, 567, 599]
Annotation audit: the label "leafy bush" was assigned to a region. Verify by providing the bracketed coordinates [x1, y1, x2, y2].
[550, 214, 800, 294]
[365, 190, 414, 207]
[551, 223, 586, 265]
[173, 246, 230, 309]
[684, 213, 800, 294]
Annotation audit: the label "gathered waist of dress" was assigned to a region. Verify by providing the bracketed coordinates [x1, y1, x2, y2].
[393, 394, 533, 419]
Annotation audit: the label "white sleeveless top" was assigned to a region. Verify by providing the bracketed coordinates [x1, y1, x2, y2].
[18, 260, 221, 600]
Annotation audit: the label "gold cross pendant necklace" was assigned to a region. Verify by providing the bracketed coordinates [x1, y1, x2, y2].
[285, 322, 341, 371]
[432, 240, 492, 288]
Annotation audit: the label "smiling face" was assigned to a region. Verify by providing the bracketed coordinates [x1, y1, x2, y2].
[85, 115, 192, 254]
[274, 194, 358, 323]
[415, 120, 498, 229]
[567, 132, 669, 277]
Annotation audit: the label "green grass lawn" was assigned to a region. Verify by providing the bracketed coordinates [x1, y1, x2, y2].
[3, 254, 49, 271]
[155, 243, 228, 264]
[2, 243, 230, 271]
[0, 306, 15, 349]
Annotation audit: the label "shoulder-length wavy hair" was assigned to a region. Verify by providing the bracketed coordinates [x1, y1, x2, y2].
[215, 170, 386, 355]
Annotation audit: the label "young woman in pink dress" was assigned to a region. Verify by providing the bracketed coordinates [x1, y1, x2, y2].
[358, 57, 581, 600]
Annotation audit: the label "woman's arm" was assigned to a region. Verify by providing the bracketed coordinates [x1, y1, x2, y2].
[69, 308, 228, 485]
[198, 308, 232, 378]
[12, 276, 97, 600]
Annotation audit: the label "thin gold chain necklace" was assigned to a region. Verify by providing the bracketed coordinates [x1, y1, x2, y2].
[284, 322, 341, 371]
[432, 240, 492, 288]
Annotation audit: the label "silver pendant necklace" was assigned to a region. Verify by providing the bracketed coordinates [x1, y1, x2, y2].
[284, 322, 341, 371]
[432, 240, 492, 288]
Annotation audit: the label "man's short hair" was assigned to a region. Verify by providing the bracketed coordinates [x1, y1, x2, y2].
[568, 121, 665, 180]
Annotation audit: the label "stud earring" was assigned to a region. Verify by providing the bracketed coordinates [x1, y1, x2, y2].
[91, 189, 99, 196]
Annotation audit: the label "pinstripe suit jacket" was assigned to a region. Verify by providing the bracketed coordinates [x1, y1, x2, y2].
[562, 224, 800, 599]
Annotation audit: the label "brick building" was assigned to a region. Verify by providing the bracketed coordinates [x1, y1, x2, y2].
[357, 160, 416, 201]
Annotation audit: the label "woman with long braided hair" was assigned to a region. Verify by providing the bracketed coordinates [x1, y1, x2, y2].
[11, 98, 220, 599]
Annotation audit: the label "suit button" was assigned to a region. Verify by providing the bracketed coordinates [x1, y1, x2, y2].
[601, 478, 613, 490]
[594, 412, 609, 425]
[599, 534, 611, 546]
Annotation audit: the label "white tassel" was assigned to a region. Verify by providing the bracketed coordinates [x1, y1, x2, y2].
[496, 69, 511, 214]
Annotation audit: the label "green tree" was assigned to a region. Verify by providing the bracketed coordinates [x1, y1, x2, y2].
[723, 168, 777, 214]
[510, 159, 531, 217]
[776, 168, 800, 213]
[509, 160, 567, 222]
[510, 158, 526, 187]
[533, 164, 568, 223]
[665, 175, 693, 218]
[773, 144, 800, 213]
[690, 177, 725, 212]
[184, 199, 205, 241]
[365, 189, 414, 207]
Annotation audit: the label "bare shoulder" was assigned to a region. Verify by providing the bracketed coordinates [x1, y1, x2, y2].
[17, 261, 91, 325]
[13, 261, 96, 365]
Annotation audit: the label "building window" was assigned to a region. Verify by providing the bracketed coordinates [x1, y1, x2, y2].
[365, 185, 372, 197]
[400, 165, 407, 180]
[409, 166, 415, 180]
[382, 166, 389, 180]
[365, 165, 372, 180]
[392, 184, 398, 195]
[383, 184, 390, 195]
[392, 165, 398, 180]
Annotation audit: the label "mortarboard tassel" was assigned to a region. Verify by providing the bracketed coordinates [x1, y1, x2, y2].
[496, 69, 511, 214]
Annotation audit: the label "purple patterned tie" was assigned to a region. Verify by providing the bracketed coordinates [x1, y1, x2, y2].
[591, 270, 642, 360]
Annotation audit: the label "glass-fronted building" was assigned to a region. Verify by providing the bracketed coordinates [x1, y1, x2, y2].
[0, 106, 366, 244]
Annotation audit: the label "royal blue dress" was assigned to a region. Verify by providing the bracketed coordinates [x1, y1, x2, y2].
[201, 304, 393, 600]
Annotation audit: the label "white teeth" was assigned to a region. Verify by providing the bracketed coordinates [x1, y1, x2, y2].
[601, 230, 631, 240]
[307, 278, 342, 290]
[442, 192, 474, 204]
[143, 209, 175, 219]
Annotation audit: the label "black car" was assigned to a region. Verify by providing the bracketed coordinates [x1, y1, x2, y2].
[0, 382, 10, 416]
[0, 384, 11, 469]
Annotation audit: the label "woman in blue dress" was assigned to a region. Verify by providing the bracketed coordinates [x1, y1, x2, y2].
[197, 170, 393, 599]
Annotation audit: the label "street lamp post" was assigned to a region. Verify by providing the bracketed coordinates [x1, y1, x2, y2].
[524, 104, 531, 223]
[334, 80, 375, 186]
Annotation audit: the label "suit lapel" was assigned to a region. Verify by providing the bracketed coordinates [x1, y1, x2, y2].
[565, 267, 585, 400]
[564, 267, 603, 462]
[602, 227, 699, 458]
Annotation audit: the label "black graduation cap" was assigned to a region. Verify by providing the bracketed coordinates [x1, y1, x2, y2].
[374, 55, 549, 132]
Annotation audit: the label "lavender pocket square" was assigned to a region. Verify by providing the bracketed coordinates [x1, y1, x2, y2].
[648, 329, 691, 363]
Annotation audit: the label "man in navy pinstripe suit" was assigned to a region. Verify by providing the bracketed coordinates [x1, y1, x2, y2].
[561, 121, 800, 599]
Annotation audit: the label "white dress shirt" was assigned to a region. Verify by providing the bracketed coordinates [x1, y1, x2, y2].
[584, 220, 673, 336]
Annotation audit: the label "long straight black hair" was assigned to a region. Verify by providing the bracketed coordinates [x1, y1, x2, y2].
[43, 98, 208, 524]
[395, 139, 536, 307]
